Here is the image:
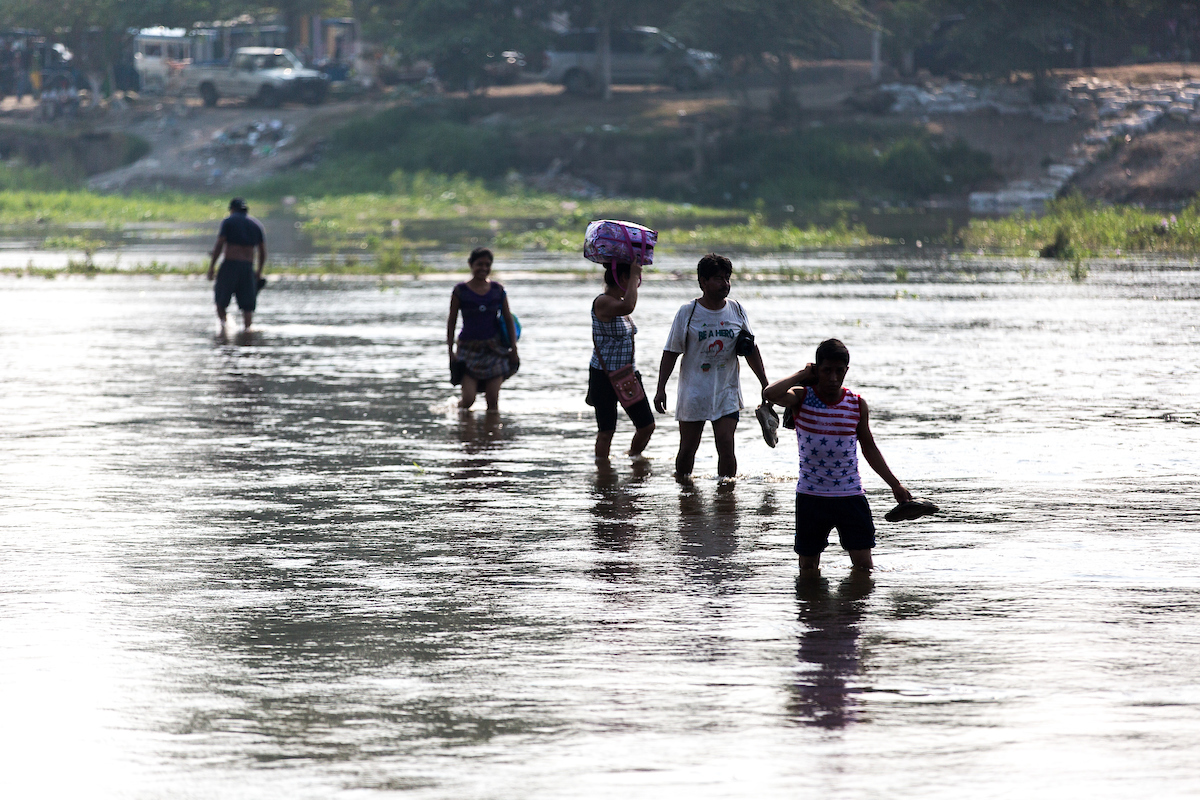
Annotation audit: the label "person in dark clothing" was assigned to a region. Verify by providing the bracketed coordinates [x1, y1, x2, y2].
[207, 198, 267, 330]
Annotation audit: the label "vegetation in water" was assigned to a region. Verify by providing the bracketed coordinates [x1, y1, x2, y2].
[963, 194, 1200, 256]
[0, 190, 226, 227]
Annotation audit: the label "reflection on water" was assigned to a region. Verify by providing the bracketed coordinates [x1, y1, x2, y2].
[2, 272, 1200, 799]
[789, 574, 873, 730]
[677, 483, 745, 586]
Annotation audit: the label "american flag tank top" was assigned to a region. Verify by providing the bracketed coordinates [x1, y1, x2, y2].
[795, 386, 863, 497]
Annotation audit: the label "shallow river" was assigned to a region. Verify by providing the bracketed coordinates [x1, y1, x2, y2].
[2, 262, 1200, 799]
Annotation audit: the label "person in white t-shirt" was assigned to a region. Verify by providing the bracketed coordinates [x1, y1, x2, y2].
[654, 254, 769, 481]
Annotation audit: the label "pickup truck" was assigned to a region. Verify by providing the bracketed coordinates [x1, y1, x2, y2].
[180, 47, 328, 107]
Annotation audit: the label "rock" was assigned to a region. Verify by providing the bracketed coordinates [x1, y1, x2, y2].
[969, 180, 1061, 213]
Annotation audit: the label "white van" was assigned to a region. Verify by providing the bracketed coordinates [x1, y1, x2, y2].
[544, 27, 720, 94]
[134, 27, 191, 93]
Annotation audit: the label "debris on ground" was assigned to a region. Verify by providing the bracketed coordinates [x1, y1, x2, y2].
[207, 119, 295, 160]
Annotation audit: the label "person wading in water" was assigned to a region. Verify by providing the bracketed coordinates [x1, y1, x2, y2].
[207, 198, 266, 331]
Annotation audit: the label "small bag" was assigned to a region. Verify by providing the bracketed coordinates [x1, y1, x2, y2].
[735, 328, 755, 357]
[732, 301, 755, 356]
[606, 364, 646, 408]
[450, 357, 466, 386]
[496, 310, 521, 347]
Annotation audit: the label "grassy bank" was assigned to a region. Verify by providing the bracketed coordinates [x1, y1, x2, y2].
[286, 171, 882, 254]
[248, 101, 996, 209]
[0, 190, 225, 227]
[963, 195, 1200, 256]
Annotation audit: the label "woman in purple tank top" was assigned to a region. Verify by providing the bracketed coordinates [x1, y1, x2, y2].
[446, 247, 519, 411]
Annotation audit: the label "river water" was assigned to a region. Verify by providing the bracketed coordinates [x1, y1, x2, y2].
[2, 261, 1200, 799]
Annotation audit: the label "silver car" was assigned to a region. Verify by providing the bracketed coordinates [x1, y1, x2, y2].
[544, 27, 719, 94]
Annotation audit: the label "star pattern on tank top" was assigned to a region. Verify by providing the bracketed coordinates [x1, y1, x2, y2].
[797, 390, 862, 496]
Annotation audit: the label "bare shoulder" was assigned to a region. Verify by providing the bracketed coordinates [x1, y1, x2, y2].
[783, 384, 808, 408]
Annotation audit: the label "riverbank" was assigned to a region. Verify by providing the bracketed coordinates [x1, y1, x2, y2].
[6, 185, 1200, 278]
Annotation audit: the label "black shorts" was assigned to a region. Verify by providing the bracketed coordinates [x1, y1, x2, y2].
[794, 493, 876, 556]
[586, 366, 654, 432]
[215, 259, 257, 312]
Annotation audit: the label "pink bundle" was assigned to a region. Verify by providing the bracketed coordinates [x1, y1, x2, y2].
[583, 220, 657, 266]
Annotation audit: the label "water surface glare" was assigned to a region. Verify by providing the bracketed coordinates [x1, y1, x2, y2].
[2, 271, 1200, 799]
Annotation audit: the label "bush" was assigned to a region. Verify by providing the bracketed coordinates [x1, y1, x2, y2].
[693, 124, 995, 208]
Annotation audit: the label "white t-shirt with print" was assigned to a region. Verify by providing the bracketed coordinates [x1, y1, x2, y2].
[663, 299, 753, 422]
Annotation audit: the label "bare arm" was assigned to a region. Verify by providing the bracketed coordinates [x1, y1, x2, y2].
[447, 292, 460, 357]
[654, 350, 680, 414]
[255, 241, 267, 276]
[763, 364, 815, 407]
[207, 236, 226, 279]
[745, 344, 769, 399]
[856, 398, 912, 504]
[593, 262, 642, 321]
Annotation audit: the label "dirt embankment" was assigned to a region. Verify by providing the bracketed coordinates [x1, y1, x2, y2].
[1073, 123, 1200, 204]
[10, 60, 1200, 205]
[0, 124, 148, 177]
[84, 98, 377, 192]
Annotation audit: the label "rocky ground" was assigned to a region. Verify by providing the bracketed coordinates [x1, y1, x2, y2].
[80, 96, 377, 192]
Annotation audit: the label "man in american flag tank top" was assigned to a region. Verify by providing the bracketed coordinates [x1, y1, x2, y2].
[763, 339, 912, 574]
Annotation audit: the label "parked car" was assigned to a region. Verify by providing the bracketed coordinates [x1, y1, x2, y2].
[179, 47, 328, 107]
[544, 27, 719, 94]
[483, 50, 527, 85]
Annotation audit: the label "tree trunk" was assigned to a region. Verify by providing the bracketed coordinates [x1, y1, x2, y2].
[599, 13, 612, 101]
[772, 54, 797, 121]
[871, 29, 882, 83]
[86, 72, 103, 107]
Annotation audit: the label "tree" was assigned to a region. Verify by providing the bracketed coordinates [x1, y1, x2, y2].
[0, 0, 350, 99]
[354, 0, 558, 91]
[878, 0, 941, 76]
[3, 0, 194, 99]
[670, 0, 869, 119]
[931, 1, 1166, 84]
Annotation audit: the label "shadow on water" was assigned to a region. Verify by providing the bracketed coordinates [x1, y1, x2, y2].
[787, 572, 875, 730]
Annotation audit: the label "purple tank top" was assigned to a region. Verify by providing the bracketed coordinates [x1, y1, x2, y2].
[456, 282, 505, 340]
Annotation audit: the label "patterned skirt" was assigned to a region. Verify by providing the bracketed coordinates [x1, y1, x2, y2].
[457, 337, 515, 382]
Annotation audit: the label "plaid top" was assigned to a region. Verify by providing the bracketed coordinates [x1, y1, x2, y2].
[590, 307, 636, 370]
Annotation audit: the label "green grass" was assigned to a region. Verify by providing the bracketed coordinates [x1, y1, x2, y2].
[0, 161, 78, 192]
[0, 190, 227, 227]
[494, 214, 884, 253]
[963, 194, 1200, 256]
[694, 126, 996, 208]
[288, 170, 752, 252]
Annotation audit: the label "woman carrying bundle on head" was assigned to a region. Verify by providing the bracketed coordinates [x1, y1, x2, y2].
[588, 259, 655, 462]
[583, 220, 658, 463]
[447, 247, 519, 412]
